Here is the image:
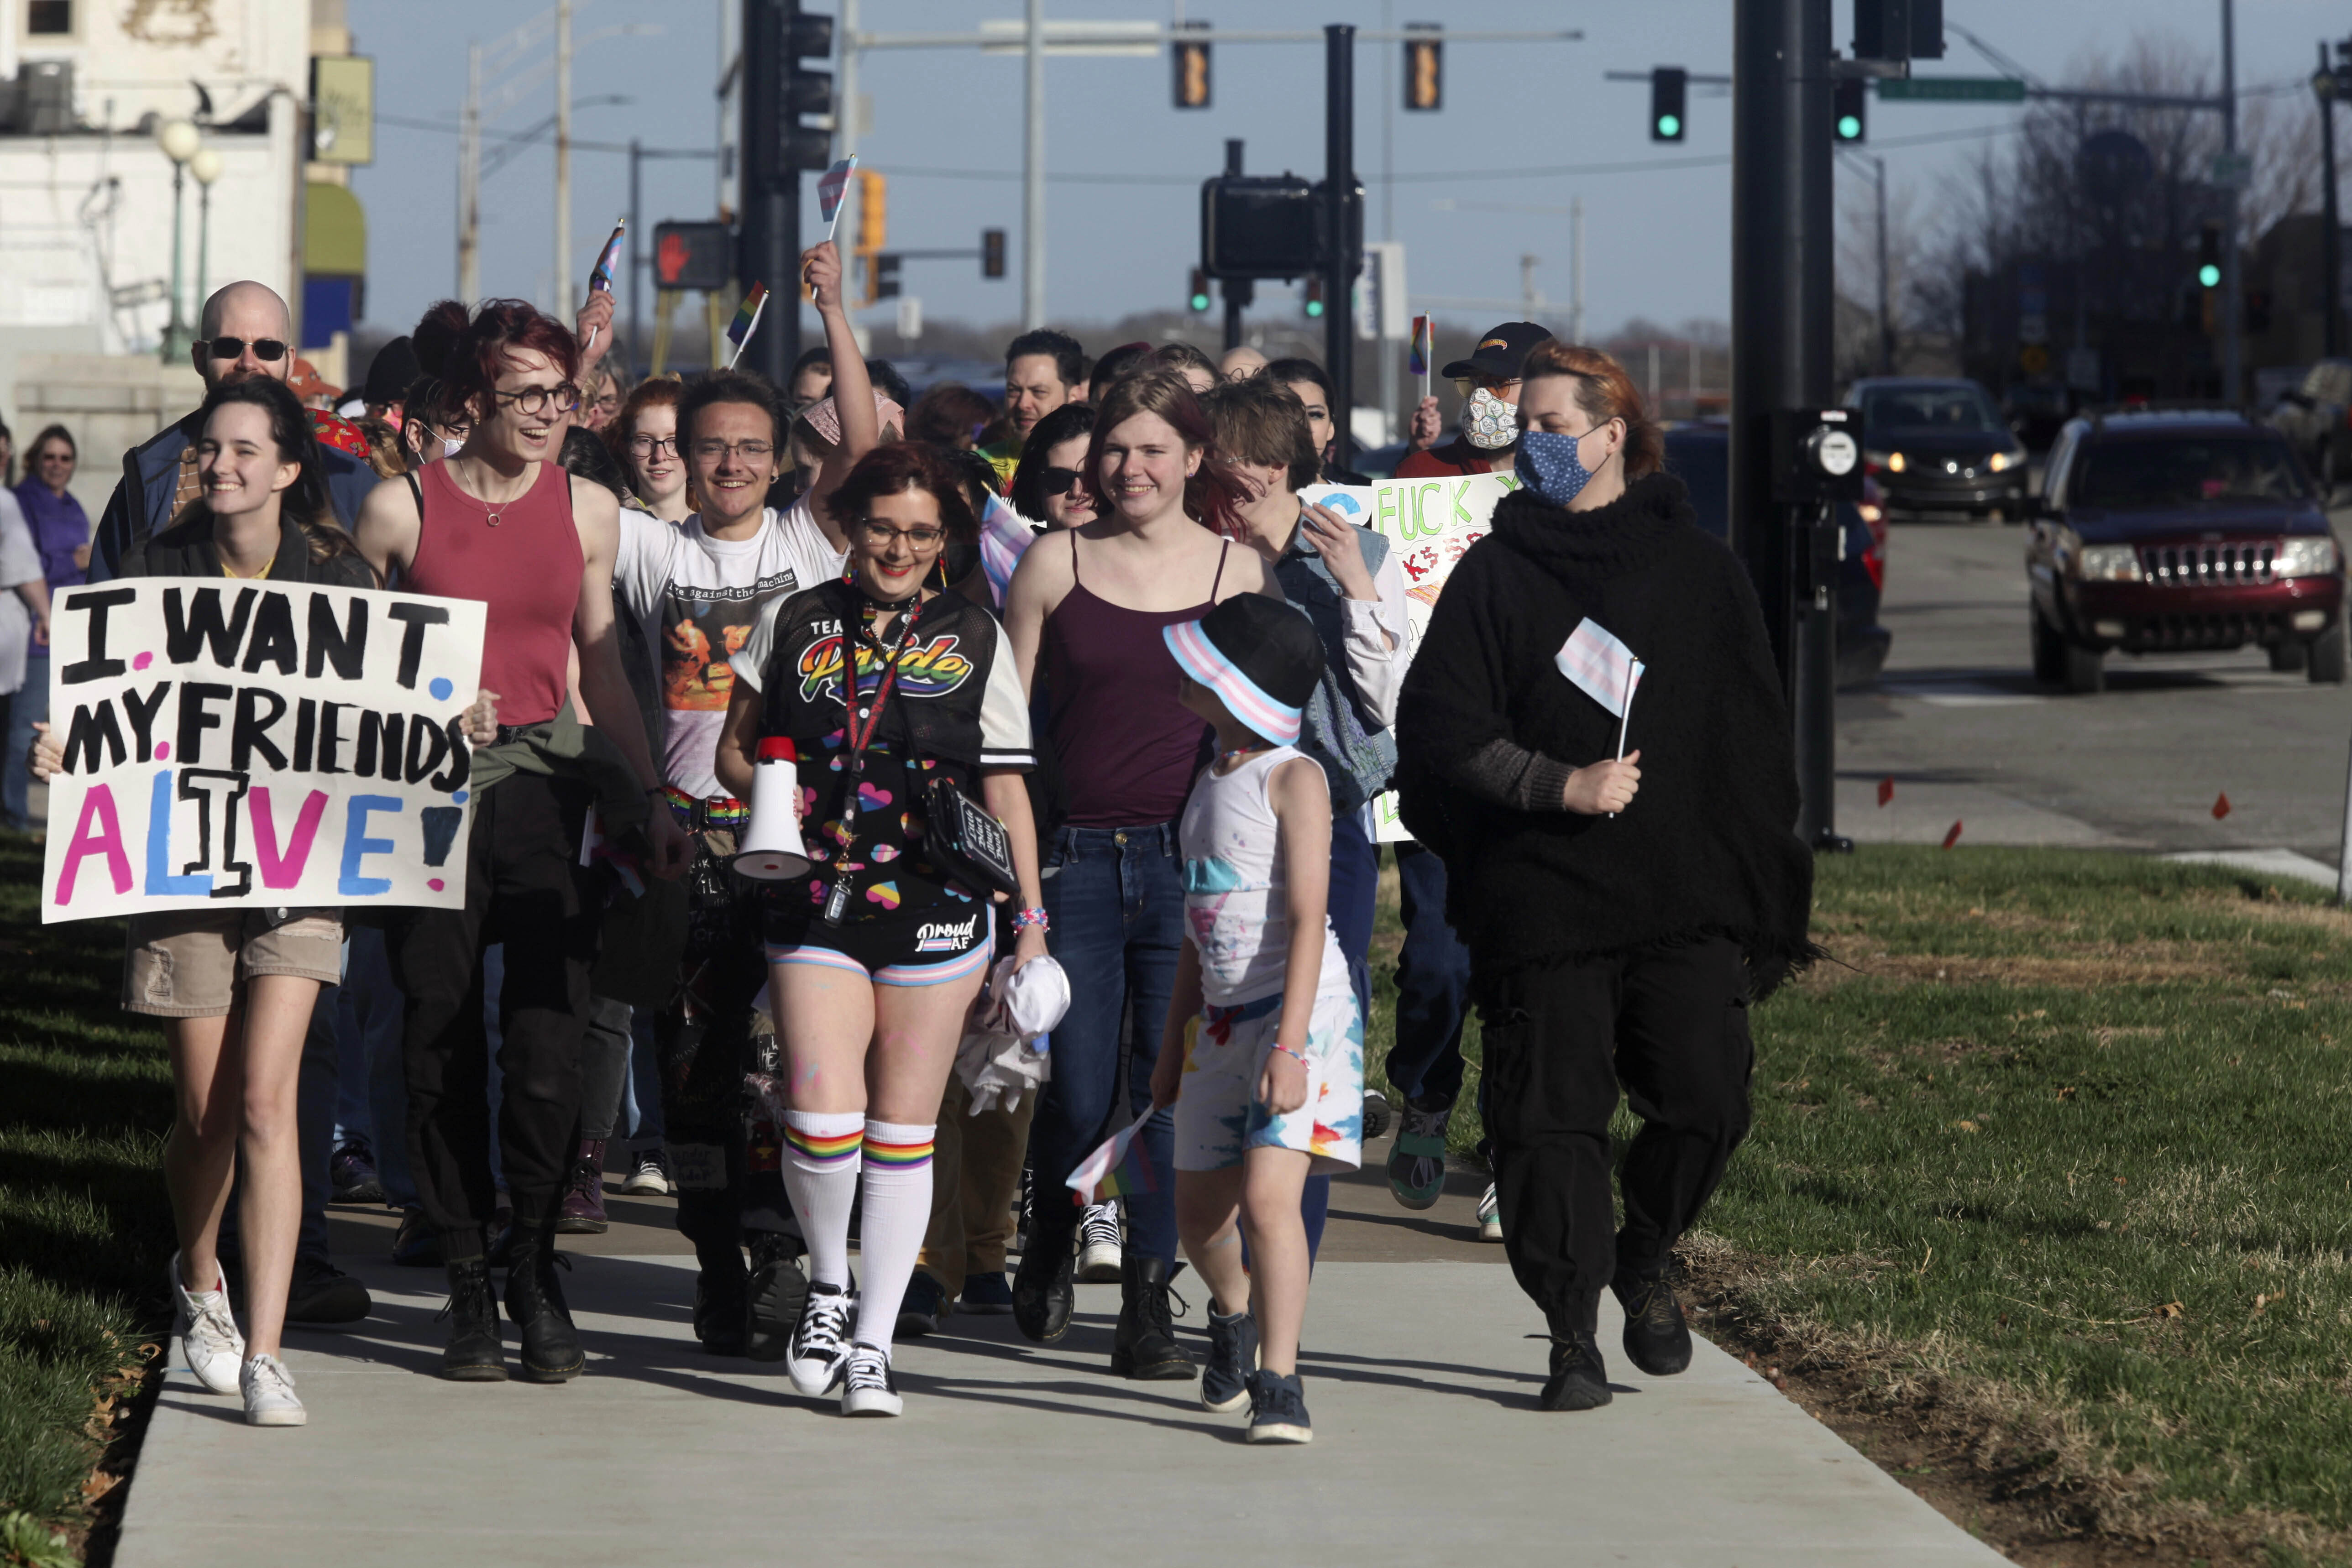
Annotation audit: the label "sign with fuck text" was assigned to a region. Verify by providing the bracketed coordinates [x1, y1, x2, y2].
[1301, 470, 1517, 842]
[40, 580, 488, 922]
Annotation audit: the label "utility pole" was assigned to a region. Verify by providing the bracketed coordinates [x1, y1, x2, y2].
[838, 0, 860, 314]
[1221, 138, 1252, 351]
[1875, 154, 1893, 373]
[2220, 0, 2241, 404]
[460, 42, 481, 303]
[1570, 197, 1585, 341]
[1023, 0, 1046, 329]
[1325, 23, 1357, 467]
[2320, 41, 2343, 359]
[555, 0, 573, 311]
[629, 137, 642, 372]
[739, 0, 790, 383]
[1731, 0, 1839, 848]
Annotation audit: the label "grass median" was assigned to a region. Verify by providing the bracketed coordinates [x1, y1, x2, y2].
[0, 831, 170, 1564]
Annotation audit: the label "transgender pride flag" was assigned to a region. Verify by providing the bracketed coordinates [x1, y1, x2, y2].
[1065, 1119, 1159, 1207]
[1555, 617, 1645, 765]
[976, 492, 1036, 610]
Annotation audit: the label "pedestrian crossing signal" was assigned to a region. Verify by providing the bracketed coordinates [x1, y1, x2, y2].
[1189, 268, 1212, 313]
[1833, 77, 1865, 141]
[1403, 24, 1442, 112]
[1173, 22, 1211, 110]
[1650, 67, 1686, 142]
[982, 229, 1006, 280]
[1304, 276, 1326, 319]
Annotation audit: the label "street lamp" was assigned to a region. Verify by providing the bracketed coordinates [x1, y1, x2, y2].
[155, 116, 201, 359]
[190, 146, 223, 324]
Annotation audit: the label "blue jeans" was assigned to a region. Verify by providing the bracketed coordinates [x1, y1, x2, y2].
[3, 647, 45, 829]
[1387, 844, 1473, 1110]
[332, 926, 416, 1207]
[620, 1007, 665, 1145]
[1032, 823, 1184, 1265]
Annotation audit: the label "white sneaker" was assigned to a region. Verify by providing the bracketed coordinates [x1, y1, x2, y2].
[786, 1282, 854, 1396]
[839, 1342, 903, 1417]
[240, 1353, 305, 1427]
[1075, 1202, 1123, 1282]
[1477, 1181, 1503, 1242]
[620, 1147, 672, 1196]
[170, 1251, 245, 1395]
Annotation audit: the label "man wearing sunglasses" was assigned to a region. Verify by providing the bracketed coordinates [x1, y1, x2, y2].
[90, 281, 378, 584]
[1394, 319, 1555, 481]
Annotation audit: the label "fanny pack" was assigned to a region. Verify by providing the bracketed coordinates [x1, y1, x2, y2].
[924, 774, 1020, 899]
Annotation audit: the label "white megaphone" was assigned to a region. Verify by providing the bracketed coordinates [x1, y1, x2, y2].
[733, 735, 812, 880]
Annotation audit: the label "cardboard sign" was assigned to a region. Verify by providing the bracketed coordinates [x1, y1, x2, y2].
[1302, 470, 1517, 842]
[41, 580, 488, 922]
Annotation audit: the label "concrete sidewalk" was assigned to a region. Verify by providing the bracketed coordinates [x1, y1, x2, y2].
[115, 1246, 2012, 1566]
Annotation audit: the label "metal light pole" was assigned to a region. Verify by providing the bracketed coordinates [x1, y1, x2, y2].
[1222, 138, 1249, 351]
[156, 117, 199, 359]
[555, 0, 574, 308]
[1570, 197, 1585, 342]
[1022, 0, 1046, 329]
[191, 146, 222, 316]
[460, 43, 482, 303]
[2220, 0, 2242, 404]
[2319, 43, 2343, 359]
[1875, 154, 1893, 374]
[1325, 24, 1357, 467]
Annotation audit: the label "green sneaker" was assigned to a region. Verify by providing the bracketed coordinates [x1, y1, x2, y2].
[1384, 1095, 1452, 1211]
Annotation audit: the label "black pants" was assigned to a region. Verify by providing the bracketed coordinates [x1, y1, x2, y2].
[388, 772, 601, 1256]
[1478, 936, 1755, 1334]
[658, 836, 774, 1265]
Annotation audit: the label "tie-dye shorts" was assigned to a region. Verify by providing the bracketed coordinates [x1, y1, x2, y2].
[1170, 977, 1365, 1176]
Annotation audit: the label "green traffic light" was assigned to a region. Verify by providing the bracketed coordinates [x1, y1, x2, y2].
[1305, 300, 1324, 318]
[1836, 114, 1861, 139]
[1656, 113, 1681, 137]
[1190, 293, 1210, 312]
[2197, 263, 2221, 288]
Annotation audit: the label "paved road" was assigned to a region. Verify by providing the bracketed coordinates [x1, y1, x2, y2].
[115, 1135, 2010, 1568]
[1835, 517, 2352, 862]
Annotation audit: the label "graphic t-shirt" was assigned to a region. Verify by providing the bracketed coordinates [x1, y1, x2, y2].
[613, 502, 847, 800]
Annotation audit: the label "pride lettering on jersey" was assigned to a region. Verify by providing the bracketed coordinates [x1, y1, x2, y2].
[797, 632, 975, 706]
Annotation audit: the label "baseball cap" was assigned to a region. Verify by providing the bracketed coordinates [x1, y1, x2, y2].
[1440, 321, 1554, 382]
[1162, 594, 1325, 747]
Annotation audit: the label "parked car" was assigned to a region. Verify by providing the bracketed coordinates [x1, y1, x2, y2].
[1847, 376, 2032, 519]
[1661, 422, 1891, 688]
[2263, 357, 2352, 498]
[2026, 408, 2346, 693]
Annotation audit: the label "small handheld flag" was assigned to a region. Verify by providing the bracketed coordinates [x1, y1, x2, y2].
[581, 218, 626, 352]
[817, 154, 859, 241]
[723, 283, 768, 370]
[1408, 314, 1432, 401]
[1065, 1119, 1159, 1207]
[1556, 618, 1645, 815]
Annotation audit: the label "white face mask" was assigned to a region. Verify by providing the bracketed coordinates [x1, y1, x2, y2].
[441, 436, 464, 459]
[1461, 385, 1519, 450]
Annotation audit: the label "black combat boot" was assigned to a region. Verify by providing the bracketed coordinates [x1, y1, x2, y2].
[1011, 1221, 1075, 1344]
[503, 1225, 585, 1383]
[1110, 1254, 1195, 1381]
[439, 1253, 507, 1382]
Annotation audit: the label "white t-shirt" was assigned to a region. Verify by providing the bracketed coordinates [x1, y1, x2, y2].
[612, 500, 848, 799]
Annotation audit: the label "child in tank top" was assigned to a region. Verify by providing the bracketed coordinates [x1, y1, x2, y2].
[1146, 594, 1365, 1446]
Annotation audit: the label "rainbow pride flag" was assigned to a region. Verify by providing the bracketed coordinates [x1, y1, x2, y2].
[587, 219, 626, 294]
[977, 491, 1037, 610]
[1407, 314, 1432, 376]
[1065, 1119, 1159, 1206]
[723, 282, 768, 367]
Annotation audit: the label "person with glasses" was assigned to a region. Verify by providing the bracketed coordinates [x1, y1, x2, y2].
[581, 368, 627, 434]
[1004, 402, 1098, 533]
[712, 441, 1047, 1416]
[5, 425, 82, 831]
[604, 378, 692, 523]
[351, 296, 691, 1386]
[91, 281, 378, 584]
[1393, 320, 1555, 481]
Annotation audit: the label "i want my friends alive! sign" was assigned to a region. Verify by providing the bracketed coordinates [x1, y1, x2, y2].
[41, 580, 488, 922]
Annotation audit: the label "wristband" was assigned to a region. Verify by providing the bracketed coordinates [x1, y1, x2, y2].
[1273, 1041, 1307, 1063]
[1012, 907, 1050, 933]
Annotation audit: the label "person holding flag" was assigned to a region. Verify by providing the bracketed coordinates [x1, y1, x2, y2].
[1393, 341, 1815, 1415]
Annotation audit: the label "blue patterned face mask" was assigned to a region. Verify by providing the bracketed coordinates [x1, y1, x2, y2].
[1515, 426, 1597, 505]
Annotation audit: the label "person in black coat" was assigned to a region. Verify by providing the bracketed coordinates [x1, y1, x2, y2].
[1394, 341, 1815, 1413]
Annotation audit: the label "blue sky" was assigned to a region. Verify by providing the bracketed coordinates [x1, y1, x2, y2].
[351, 0, 2348, 345]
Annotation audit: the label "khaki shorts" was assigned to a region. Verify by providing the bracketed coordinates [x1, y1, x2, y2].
[122, 910, 345, 1018]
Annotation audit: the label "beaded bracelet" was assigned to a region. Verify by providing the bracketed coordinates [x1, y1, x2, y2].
[1272, 1041, 1308, 1063]
[1012, 906, 1051, 932]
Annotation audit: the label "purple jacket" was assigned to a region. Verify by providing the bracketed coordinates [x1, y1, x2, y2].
[10, 477, 88, 591]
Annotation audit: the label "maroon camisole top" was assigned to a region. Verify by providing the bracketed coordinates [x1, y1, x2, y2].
[1044, 532, 1228, 828]
[406, 459, 583, 727]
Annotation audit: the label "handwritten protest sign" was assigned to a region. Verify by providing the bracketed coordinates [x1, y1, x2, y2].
[41, 580, 488, 922]
[1301, 470, 1518, 842]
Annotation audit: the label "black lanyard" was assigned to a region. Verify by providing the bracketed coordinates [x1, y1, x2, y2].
[821, 594, 923, 921]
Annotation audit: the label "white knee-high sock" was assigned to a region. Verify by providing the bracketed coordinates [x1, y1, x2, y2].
[781, 1110, 865, 1291]
[851, 1119, 936, 1361]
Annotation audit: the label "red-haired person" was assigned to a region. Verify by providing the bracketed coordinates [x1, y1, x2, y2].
[353, 297, 690, 1386]
[713, 442, 1048, 1416]
[998, 369, 1281, 1381]
[1395, 342, 1814, 1412]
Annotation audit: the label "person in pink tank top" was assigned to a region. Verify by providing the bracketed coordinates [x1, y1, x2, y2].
[354, 297, 687, 1387]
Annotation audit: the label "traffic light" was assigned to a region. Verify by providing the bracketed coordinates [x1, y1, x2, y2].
[874, 252, 902, 301]
[1833, 76, 1866, 142]
[1853, 0, 1944, 64]
[2197, 222, 2221, 289]
[1304, 275, 1326, 319]
[1403, 23, 1442, 111]
[1173, 20, 1210, 110]
[782, 6, 834, 172]
[1650, 68, 1687, 142]
[1189, 268, 1212, 313]
[854, 168, 886, 256]
[982, 228, 1006, 279]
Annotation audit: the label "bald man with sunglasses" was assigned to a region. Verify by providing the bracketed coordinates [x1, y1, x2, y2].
[89, 281, 380, 583]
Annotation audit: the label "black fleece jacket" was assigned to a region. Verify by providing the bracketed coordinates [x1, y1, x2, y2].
[1393, 470, 1816, 995]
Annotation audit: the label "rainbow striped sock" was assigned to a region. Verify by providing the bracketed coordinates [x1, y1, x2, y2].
[783, 1111, 864, 1172]
[861, 1126, 936, 1171]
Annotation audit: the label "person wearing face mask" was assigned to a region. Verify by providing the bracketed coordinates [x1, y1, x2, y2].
[1394, 340, 1814, 1415]
[90, 282, 379, 584]
[1393, 321, 1554, 480]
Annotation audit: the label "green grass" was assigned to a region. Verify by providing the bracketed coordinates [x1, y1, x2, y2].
[0, 832, 170, 1556]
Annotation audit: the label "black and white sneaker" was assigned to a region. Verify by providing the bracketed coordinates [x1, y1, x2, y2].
[840, 1341, 903, 1417]
[1200, 1305, 1259, 1414]
[1245, 1369, 1312, 1444]
[1075, 1201, 1123, 1282]
[786, 1281, 854, 1396]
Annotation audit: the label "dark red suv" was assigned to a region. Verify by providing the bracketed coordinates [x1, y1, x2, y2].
[2025, 410, 2345, 693]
